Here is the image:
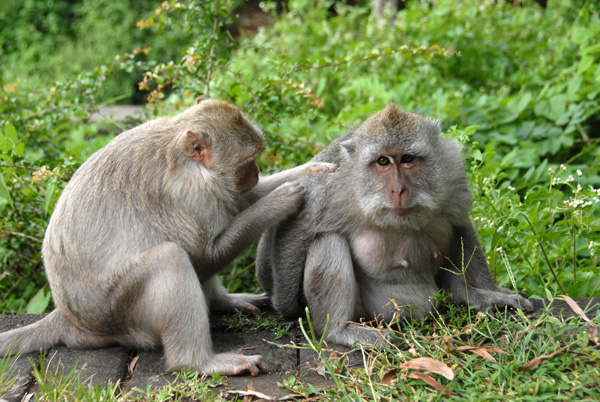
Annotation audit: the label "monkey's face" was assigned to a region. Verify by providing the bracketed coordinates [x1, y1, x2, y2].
[235, 156, 260, 192]
[350, 111, 444, 229]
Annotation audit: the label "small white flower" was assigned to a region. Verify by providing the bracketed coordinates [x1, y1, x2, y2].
[497, 226, 504, 234]
[560, 164, 567, 171]
[576, 169, 582, 177]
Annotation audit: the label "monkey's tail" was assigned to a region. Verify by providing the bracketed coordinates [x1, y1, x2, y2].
[0, 310, 103, 356]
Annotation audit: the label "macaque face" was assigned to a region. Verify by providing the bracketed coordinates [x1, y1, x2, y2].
[370, 151, 421, 216]
[237, 157, 260, 192]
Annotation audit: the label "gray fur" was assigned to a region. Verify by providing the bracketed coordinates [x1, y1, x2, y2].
[0, 100, 334, 376]
[257, 104, 533, 347]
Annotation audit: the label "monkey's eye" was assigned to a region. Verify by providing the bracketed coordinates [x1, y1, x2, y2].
[400, 155, 415, 164]
[376, 156, 392, 166]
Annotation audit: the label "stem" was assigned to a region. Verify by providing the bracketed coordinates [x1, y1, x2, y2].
[564, 215, 578, 297]
[0, 164, 37, 171]
[205, 9, 219, 98]
[0, 229, 41, 242]
[518, 213, 567, 294]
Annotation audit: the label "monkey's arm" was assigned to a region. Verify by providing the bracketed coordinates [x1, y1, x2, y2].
[244, 162, 335, 203]
[203, 181, 305, 277]
[439, 223, 533, 312]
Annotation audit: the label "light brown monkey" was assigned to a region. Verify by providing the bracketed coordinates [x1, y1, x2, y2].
[0, 99, 333, 376]
[257, 104, 533, 347]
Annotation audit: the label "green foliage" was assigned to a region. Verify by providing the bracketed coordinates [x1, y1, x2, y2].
[32, 352, 123, 402]
[0, 0, 193, 104]
[0, 0, 599, 315]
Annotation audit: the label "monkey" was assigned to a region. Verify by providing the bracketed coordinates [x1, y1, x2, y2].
[0, 99, 335, 376]
[256, 104, 533, 347]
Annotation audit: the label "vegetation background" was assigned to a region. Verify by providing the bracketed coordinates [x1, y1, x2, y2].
[0, 0, 598, 316]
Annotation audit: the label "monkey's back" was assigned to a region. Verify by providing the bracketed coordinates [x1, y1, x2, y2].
[41, 116, 204, 308]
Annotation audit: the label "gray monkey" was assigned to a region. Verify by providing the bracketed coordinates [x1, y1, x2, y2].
[257, 104, 533, 347]
[0, 99, 334, 376]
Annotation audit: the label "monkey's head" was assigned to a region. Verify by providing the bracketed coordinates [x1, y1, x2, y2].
[339, 104, 466, 229]
[176, 100, 265, 194]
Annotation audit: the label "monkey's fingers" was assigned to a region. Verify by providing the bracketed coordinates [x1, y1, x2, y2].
[305, 162, 337, 175]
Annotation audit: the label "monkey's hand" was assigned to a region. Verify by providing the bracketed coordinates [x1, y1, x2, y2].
[267, 180, 307, 211]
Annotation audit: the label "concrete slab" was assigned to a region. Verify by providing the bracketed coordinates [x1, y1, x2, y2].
[29, 346, 129, 395]
[0, 315, 46, 402]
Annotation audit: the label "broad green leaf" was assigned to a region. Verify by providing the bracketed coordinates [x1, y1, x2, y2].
[0, 171, 13, 208]
[26, 287, 51, 314]
[44, 180, 57, 215]
[4, 123, 17, 143]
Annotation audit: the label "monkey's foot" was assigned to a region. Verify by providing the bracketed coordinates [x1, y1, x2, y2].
[469, 287, 534, 313]
[224, 292, 270, 315]
[328, 323, 390, 348]
[200, 352, 267, 377]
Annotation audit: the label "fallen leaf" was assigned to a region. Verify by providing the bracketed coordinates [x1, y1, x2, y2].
[518, 347, 567, 371]
[590, 325, 598, 344]
[227, 389, 275, 401]
[399, 357, 454, 380]
[382, 369, 397, 385]
[408, 371, 457, 396]
[128, 355, 139, 375]
[243, 383, 255, 402]
[561, 295, 591, 323]
[450, 345, 508, 362]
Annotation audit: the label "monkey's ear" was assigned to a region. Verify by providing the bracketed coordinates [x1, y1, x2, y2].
[340, 140, 356, 159]
[184, 131, 211, 165]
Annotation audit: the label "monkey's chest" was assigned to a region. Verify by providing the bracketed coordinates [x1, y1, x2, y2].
[349, 230, 445, 282]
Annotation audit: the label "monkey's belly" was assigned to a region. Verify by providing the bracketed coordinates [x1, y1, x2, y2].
[350, 230, 441, 282]
[358, 280, 437, 322]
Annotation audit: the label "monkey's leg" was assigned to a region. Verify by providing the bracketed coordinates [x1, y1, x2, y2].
[124, 242, 266, 376]
[255, 230, 275, 295]
[206, 276, 269, 315]
[303, 234, 387, 347]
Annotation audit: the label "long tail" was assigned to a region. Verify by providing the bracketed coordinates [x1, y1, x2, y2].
[0, 310, 112, 356]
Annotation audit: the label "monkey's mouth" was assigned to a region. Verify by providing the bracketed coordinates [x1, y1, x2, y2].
[392, 208, 410, 216]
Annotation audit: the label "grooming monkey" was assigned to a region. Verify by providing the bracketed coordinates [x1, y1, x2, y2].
[0, 99, 334, 376]
[257, 104, 533, 347]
